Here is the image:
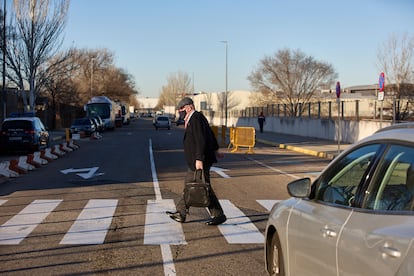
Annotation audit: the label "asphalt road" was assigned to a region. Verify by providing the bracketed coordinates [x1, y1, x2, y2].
[0, 118, 330, 275]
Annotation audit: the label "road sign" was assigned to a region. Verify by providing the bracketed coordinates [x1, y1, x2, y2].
[379, 72, 385, 92]
[336, 82, 341, 98]
[378, 91, 385, 101]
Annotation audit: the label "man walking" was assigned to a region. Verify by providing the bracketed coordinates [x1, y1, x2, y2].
[258, 112, 265, 133]
[166, 97, 227, 225]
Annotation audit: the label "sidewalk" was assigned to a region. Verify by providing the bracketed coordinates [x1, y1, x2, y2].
[254, 131, 352, 160]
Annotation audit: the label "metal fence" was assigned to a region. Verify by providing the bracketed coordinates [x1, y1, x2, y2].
[234, 98, 414, 122]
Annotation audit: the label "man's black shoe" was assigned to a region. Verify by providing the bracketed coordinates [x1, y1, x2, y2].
[206, 215, 226, 225]
[166, 211, 186, 223]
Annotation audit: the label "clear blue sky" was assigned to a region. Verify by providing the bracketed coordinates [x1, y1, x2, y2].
[63, 0, 414, 98]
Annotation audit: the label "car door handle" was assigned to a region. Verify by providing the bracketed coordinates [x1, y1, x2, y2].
[381, 244, 401, 258]
[321, 227, 337, 238]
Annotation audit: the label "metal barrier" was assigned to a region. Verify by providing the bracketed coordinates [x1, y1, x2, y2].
[211, 125, 218, 138]
[211, 125, 227, 147]
[228, 127, 235, 149]
[230, 127, 255, 153]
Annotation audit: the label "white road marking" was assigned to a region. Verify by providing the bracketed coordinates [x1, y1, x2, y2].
[257, 200, 282, 211]
[218, 199, 264, 244]
[0, 199, 62, 245]
[144, 199, 186, 245]
[0, 200, 7, 206]
[161, 244, 177, 275]
[60, 199, 118, 244]
[302, 171, 321, 176]
[210, 166, 231, 178]
[148, 138, 178, 276]
[60, 167, 100, 179]
[247, 157, 300, 179]
[149, 139, 162, 201]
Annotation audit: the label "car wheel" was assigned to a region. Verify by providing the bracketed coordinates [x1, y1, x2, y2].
[268, 233, 285, 276]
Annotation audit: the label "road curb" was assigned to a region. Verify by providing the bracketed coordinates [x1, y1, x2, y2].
[256, 138, 337, 159]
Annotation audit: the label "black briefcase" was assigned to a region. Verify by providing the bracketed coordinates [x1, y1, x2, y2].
[184, 170, 211, 208]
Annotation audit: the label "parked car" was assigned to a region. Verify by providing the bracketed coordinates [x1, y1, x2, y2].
[0, 113, 50, 153]
[265, 123, 414, 276]
[153, 115, 171, 130]
[176, 118, 185, 126]
[70, 117, 96, 136]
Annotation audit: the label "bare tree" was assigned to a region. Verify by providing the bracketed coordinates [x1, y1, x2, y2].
[42, 48, 79, 127]
[248, 48, 337, 116]
[377, 33, 414, 119]
[157, 71, 192, 109]
[56, 48, 139, 105]
[6, 0, 69, 112]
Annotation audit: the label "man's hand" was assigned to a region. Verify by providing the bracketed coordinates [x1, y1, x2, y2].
[195, 160, 203, 170]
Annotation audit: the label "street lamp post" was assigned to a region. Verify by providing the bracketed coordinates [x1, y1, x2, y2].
[220, 41, 228, 127]
[2, 0, 7, 121]
[90, 58, 94, 98]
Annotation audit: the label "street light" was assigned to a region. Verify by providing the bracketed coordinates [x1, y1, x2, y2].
[220, 40, 228, 127]
[90, 58, 95, 98]
[2, 0, 7, 121]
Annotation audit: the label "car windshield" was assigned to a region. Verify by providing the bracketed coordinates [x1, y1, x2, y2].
[2, 120, 32, 131]
[157, 117, 168, 121]
[73, 118, 90, 125]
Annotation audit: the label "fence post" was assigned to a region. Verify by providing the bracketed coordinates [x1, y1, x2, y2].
[355, 100, 359, 121]
[328, 101, 332, 119]
[318, 101, 321, 119]
[308, 102, 311, 118]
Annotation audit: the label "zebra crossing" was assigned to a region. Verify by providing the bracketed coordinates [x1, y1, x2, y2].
[0, 198, 280, 246]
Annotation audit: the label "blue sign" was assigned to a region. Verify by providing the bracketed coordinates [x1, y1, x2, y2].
[336, 81, 341, 98]
[379, 72, 385, 92]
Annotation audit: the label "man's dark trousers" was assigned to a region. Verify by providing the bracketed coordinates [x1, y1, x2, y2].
[175, 168, 224, 218]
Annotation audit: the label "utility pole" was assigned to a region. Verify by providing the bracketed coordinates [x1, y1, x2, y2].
[220, 41, 228, 126]
[1, 0, 6, 121]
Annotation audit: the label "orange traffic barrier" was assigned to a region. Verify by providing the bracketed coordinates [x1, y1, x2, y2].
[230, 127, 255, 154]
[221, 125, 227, 146]
[228, 127, 236, 149]
[211, 126, 218, 138]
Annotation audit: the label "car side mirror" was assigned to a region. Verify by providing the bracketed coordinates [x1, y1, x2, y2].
[287, 178, 312, 198]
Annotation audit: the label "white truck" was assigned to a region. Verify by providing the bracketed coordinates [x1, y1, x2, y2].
[85, 96, 117, 130]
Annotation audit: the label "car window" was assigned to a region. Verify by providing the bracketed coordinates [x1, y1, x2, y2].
[2, 120, 32, 131]
[364, 145, 414, 211]
[34, 119, 42, 131]
[74, 118, 89, 124]
[314, 144, 381, 207]
[38, 120, 46, 131]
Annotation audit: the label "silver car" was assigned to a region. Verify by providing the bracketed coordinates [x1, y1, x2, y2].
[153, 115, 171, 130]
[265, 123, 414, 276]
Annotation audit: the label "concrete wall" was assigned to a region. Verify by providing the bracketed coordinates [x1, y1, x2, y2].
[212, 116, 392, 144]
